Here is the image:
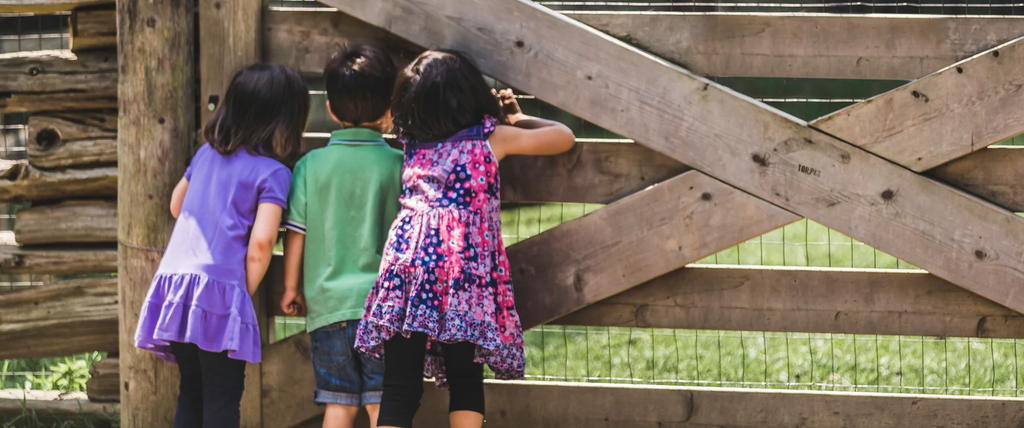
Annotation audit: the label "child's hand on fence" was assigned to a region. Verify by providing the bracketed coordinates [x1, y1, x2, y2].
[280, 289, 307, 317]
[493, 88, 525, 125]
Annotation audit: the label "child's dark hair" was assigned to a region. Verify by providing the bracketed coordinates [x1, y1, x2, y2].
[203, 63, 309, 164]
[391, 50, 499, 142]
[324, 44, 398, 127]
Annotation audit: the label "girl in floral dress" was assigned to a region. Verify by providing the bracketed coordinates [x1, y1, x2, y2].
[355, 50, 576, 428]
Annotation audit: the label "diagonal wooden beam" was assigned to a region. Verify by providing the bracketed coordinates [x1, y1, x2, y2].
[325, 0, 1024, 324]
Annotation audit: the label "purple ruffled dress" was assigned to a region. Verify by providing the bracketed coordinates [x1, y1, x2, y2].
[134, 143, 291, 364]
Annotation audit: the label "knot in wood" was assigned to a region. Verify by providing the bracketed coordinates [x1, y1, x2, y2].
[33, 127, 61, 151]
[514, 40, 525, 48]
[993, 50, 1000, 58]
[751, 153, 769, 167]
[881, 189, 895, 200]
[145, 16, 157, 28]
[701, 192, 712, 201]
[28, 67, 40, 76]
[975, 249, 987, 260]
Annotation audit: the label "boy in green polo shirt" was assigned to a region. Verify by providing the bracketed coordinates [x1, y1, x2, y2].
[280, 44, 402, 428]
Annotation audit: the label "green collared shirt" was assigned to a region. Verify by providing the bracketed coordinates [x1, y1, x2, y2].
[286, 128, 403, 332]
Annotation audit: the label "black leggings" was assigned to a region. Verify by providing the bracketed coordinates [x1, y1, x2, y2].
[377, 333, 484, 428]
[169, 341, 247, 428]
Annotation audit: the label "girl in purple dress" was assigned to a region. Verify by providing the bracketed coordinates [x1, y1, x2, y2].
[355, 50, 576, 428]
[134, 63, 309, 428]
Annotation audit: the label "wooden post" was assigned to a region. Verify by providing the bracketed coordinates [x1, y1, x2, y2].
[117, 0, 194, 425]
[197, 0, 264, 425]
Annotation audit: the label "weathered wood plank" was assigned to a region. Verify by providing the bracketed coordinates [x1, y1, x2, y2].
[199, 0, 261, 127]
[812, 37, 1024, 171]
[327, 0, 1024, 318]
[15, 200, 116, 245]
[0, 0, 112, 13]
[86, 357, 119, 403]
[0, 277, 117, 360]
[554, 266, 1024, 338]
[263, 8, 420, 74]
[71, 7, 116, 53]
[262, 333, 320, 428]
[270, 374, 1024, 428]
[117, 0, 192, 423]
[0, 246, 117, 274]
[27, 112, 117, 169]
[931, 147, 1024, 212]
[0, 161, 116, 202]
[265, 9, 1024, 80]
[0, 50, 117, 114]
[511, 171, 797, 329]
[573, 13, 1024, 80]
[0, 397, 116, 428]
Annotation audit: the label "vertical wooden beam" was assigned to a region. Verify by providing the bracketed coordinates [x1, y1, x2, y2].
[199, 0, 262, 127]
[117, 0, 194, 426]
[197, 1, 264, 425]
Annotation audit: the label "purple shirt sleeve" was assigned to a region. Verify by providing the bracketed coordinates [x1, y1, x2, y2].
[184, 144, 208, 181]
[257, 166, 291, 208]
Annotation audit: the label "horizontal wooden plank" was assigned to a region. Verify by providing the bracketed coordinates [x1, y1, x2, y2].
[87, 357, 119, 403]
[0, 50, 117, 114]
[0, 396, 116, 428]
[71, 7, 116, 53]
[265, 9, 1024, 80]
[14, 200, 116, 245]
[0, 277, 117, 359]
[0, 161, 116, 203]
[263, 8, 419, 74]
[555, 265, 1024, 338]
[0, 246, 117, 274]
[262, 353, 1024, 428]
[27, 112, 118, 169]
[0, 0, 112, 13]
[573, 13, 1024, 80]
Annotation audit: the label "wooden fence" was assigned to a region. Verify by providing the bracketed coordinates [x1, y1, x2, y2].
[3, 0, 1024, 426]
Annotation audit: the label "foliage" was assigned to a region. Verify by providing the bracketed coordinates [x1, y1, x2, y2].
[1, 399, 119, 428]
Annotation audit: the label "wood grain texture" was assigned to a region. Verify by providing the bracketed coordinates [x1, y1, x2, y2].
[0, 246, 116, 274]
[27, 112, 117, 169]
[15, 200, 116, 245]
[0, 277, 118, 359]
[0, 0, 112, 13]
[263, 8, 421, 74]
[930, 147, 1024, 212]
[266, 9, 1024, 80]
[0, 397, 116, 428]
[509, 171, 798, 329]
[199, 0, 261, 127]
[284, 379, 1024, 428]
[71, 7, 116, 52]
[0, 50, 117, 114]
[261, 333, 321, 428]
[325, 0, 1024, 317]
[554, 266, 1024, 338]
[812, 37, 1024, 171]
[0, 161, 116, 202]
[117, 0, 193, 424]
[87, 357, 120, 403]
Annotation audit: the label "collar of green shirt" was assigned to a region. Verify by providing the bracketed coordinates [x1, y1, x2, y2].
[328, 128, 388, 146]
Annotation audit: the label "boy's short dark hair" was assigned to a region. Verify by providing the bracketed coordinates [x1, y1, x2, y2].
[324, 44, 398, 126]
[204, 63, 309, 164]
[391, 50, 499, 142]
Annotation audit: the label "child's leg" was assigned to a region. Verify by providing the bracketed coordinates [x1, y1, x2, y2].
[378, 332, 428, 428]
[356, 320, 385, 428]
[365, 403, 381, 428]
[169, 342, 204, 428]
[323, 403, 361, 428]
[196, 348, 247, 428]
[311, 322, 368, 428]
[439, 342, 484, 428]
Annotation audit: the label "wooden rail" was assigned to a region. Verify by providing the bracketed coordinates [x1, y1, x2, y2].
[264, 8, 1024, 80]
[0, 50, 117, 114]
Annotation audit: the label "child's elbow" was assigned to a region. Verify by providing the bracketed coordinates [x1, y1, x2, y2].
[247, 239, 274, 263]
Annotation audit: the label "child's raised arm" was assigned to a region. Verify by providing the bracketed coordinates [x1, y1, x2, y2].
[246, 203, 282, 296]
[169, 177, 189, 219]
[489, 89, 576, 161]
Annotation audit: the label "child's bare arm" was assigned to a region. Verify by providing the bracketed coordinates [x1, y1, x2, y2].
[169, 177, 189, 219]
[489, 89, 576, 161]
[246, 203, 282, 296]
[281, 229, 307, 316]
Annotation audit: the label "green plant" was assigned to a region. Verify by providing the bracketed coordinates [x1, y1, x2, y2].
[25, 353, 99, 394]
[0, 398, 118, 428]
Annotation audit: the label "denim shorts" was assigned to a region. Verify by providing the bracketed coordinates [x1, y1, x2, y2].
[310, 320, 384, 407]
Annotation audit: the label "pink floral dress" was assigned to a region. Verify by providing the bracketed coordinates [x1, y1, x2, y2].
[356, 117, 525, 385]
